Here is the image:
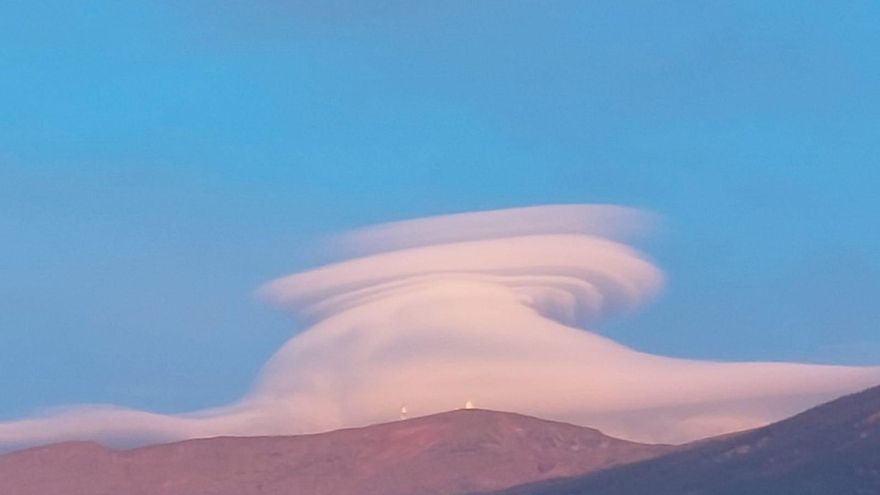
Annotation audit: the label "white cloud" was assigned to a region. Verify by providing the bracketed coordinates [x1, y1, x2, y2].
[1, 204, 878, 450]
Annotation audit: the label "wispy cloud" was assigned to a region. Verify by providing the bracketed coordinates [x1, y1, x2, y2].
[1, 204, 878, 450]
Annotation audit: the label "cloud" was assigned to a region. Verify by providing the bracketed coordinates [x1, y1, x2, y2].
[1, 204, 878, 450]
[335, 204, 657, 255]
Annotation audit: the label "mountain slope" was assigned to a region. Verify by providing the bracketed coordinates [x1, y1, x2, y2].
[0, 409, 673, 495]
[494, 384, 880, 495]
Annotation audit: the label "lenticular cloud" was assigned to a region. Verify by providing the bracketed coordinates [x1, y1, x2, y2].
[1, 204, 879, 450]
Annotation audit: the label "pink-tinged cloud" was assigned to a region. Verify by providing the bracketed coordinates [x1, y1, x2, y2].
[1, 204, 878, 450]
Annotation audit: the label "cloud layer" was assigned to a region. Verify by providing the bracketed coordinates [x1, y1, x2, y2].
[1, 204, 878, 449]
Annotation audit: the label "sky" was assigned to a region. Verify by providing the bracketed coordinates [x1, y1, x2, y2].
[1, 1, 880, 424]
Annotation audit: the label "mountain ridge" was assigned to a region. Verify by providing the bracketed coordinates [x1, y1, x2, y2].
[488, 384, 880, 495]
[0, 408, 674, 495]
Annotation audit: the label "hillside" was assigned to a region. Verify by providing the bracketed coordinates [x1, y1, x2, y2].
[494, 385, 880, 495]
[0, 408, 673, 495]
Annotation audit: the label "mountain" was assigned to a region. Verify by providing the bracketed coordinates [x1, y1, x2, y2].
[0, 409, 673, 495]
[492, 385, 880, 495]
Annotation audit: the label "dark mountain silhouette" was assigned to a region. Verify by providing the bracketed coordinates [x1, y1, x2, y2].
[491, 384, 880, 495]
[0, 409, 672, 495]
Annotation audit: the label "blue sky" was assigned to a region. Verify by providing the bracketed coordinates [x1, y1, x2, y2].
[1, 1, 879, 419]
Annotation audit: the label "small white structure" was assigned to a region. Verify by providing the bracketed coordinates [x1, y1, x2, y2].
[399, 406, 408, 420]
[464, 400, 475, 410]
